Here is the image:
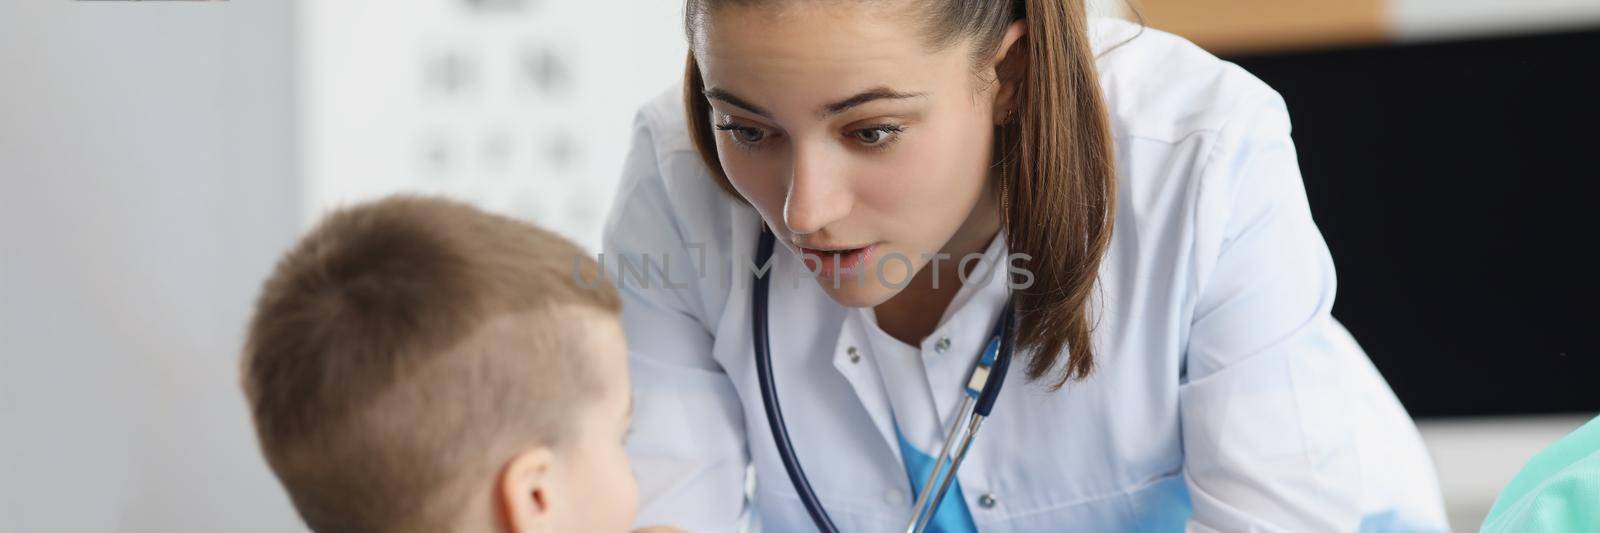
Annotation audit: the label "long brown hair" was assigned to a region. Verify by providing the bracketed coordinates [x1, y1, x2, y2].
[683, 0, 1116, 387]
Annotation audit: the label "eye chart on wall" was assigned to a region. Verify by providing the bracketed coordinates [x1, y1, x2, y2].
[298, 0, 687, 250]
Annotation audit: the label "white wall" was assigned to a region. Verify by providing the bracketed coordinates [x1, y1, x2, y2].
[0, 1, 303, 531]
[1, 0, 686, 530]
[1392, 0, 1600, 43]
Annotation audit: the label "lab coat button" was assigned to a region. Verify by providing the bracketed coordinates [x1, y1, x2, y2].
[846, 346, 861, 364]
[934, 337, 951, 353]
[977, 493, 997, 509]
[885, 489, 906, 506]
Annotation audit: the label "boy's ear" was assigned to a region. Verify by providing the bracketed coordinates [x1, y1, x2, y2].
[498, 447, 558, 533]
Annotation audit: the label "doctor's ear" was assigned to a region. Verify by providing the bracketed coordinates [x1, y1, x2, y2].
[498, 447, 559, 533]
[990, 20, 1029, 125]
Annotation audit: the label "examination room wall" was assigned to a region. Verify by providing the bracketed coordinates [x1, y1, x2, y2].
[1, 0, 688, 531]
[1, 1, 1595, 532]
[0, 1, 303, 532]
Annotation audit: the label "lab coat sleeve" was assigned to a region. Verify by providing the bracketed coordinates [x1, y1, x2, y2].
[604, 107, 750, 532]
[1178, 88, 1364, 532]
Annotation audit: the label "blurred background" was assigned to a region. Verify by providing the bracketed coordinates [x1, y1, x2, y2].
[1, 0, 1594, 531]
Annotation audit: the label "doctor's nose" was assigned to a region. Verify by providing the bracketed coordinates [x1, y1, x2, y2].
[782, 145, 853, 236]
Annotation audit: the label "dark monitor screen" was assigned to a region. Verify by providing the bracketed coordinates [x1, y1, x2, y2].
[1225, 29, 1600, 418]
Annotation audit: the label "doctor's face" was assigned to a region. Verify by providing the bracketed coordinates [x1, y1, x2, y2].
[696, 2, 1007, 308]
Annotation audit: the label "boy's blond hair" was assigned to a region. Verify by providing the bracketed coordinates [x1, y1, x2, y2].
[241, 195, 619, 533]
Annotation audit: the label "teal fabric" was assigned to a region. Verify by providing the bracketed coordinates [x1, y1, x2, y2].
[896, 426, 978, 533]
[1481, 415, 1600, 533]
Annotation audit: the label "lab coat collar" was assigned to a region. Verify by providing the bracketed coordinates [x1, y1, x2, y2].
[828, 232, 1012, 467]
[831, 313, 905, 470]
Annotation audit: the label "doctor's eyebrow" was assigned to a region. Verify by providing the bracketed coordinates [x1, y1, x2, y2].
[702, 86, 927, 120]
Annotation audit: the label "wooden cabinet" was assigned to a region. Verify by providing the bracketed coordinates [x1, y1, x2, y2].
[1133, 0, 1387, 54]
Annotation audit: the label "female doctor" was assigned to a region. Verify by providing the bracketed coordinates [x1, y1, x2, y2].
[605, 1, 1449, 531]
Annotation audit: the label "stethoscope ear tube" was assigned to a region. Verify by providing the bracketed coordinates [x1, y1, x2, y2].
[973, 302, 1016, 417]
[754, 227, 1016, 533]
[908, 297, 1015, 533]
[752, 229, 841, 533]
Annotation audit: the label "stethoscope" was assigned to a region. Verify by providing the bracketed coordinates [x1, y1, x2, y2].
[751, 228, 1017, 533]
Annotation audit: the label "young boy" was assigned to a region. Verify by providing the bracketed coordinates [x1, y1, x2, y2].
[240, 196, 640, 533]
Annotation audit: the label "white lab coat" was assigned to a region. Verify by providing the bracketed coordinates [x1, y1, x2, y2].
[604, 18, 1449, 533]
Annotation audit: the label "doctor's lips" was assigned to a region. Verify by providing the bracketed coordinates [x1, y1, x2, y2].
[798, 242, 878, 280]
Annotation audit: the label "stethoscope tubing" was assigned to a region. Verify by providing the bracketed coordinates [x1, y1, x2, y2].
[751, 228, 1016, 533]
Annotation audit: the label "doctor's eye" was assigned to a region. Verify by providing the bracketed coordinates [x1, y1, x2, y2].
[849, 124, 904, 151]
[715, 123, 773, 150]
